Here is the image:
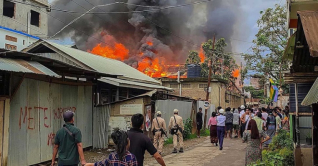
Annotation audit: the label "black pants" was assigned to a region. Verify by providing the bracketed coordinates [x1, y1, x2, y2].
[240, 123, 246, 137]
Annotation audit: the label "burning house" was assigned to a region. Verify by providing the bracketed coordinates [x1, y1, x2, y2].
[48, 0, 246, 78]
[22, 40, 198, 148]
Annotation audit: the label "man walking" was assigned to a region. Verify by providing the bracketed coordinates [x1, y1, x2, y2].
[254, 112, 265, 133]
[224, 107, 233, 138]
[216, 109, 226, 150]
[240, 108, 251, 137]
[51, 111, 86, 166]
[169, 109, 184, 153]
[196, 107, 203, 138]
[151, 111, 167, 155]
[128, 113, 166, 166]
[233, 109, 240, 138]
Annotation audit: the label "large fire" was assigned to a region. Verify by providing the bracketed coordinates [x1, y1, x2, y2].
[89, 40, 202, 79]
[90, 43, 129, 61]
[90, 41, 170, 78]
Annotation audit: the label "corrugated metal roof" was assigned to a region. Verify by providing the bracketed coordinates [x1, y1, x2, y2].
[298, 11, 318, 57]
[301, 77, 318, 106]
[99, 77, 172, 91]
[0, 58, 60, 77]
[42, 41, 160, 84]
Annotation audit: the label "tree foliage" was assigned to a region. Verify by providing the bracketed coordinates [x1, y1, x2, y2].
[185, 51, 201, 65]
[201, 38, 238, 81]
[243, 4, 289, 92]
[249, 130, 294, 166]
[244, 86, 264, 99]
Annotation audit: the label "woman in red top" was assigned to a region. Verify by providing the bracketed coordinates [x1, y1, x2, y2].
[208, 112, 218, 146]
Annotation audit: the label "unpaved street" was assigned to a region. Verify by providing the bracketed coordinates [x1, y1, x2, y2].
[145, 137, 246, 166]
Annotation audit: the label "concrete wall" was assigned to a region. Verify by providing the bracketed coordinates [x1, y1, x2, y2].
[162, 81, 207, 100]
[0, 0, 48, 38]
[8, 78, 92, 166]
[0, 28, 38, 51]
[163, 81, 244, 109]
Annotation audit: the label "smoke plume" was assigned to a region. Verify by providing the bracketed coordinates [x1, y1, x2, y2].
[49, 0, 244, 66]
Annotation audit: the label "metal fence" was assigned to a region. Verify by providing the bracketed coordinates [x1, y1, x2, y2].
[8, 78, 93, 166]
[155, 100, 193, 137]
[93, 105, 111, 149]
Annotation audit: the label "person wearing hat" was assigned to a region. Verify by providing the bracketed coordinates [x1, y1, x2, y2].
[239, 105, 245, 118]
[216, 109, 226, 150]
[51, 110, 86, 166]
[151, 111, 167, 155]
[168, 109, 184, 153]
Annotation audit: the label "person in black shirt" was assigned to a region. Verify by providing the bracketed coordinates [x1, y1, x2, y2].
[128, 113, 166, 166]
[196, 107, 203, 138]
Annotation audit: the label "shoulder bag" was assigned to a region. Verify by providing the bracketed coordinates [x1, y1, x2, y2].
[170, 116, 179, 135]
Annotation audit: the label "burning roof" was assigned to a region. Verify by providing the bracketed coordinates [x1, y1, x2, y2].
[48, 0, 245, 78]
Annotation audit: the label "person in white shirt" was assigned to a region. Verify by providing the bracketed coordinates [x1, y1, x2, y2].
[233, 109, 240, 138]
[216, 109, 226, 150]
[239, 105, 245, 118]
[261, 107, 268, 127]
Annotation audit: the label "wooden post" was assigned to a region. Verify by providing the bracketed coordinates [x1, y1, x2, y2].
[295, 83, 300, 147]
[203, 35, 216, 129]
[1, 99, 10, 166]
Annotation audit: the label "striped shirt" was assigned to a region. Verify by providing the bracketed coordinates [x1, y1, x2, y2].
[94, 152, 138, 166]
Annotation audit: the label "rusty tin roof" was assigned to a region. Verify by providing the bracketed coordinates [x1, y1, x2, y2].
[298, 11, 318, 57]
[0, 58, 60, 77]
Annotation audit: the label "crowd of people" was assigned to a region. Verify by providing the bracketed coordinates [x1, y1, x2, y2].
[50, 105, 289, 166]
[203, 105, 290, 165]
[51, 109, 187, 166]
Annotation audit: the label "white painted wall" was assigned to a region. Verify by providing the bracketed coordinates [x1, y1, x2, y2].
[0, 28, 38, 51]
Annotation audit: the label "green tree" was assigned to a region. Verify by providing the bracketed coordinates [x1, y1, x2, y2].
[185, 51, 201, 65]
[244, 86, 265, 99]
[201, 38, 238, 81]
[243, 4, 289, 93]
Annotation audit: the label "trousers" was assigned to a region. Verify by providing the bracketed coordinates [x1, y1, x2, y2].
[153, 131, 164, 153]
[173, 131, 183, 149]
[240, 123, 246, 137]
[217, 126, 225, 148]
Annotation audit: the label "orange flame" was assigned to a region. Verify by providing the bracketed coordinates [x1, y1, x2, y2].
[137, 57, 167, 77]
[199, 47, 205, 63]
[232, 69, 240, 78]
[147, 41, 153, 46]
[90, 43, 129, 61]
[90, 40, 188, 78]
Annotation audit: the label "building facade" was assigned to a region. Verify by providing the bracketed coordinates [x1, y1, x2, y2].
[161, 78, 244, 110]
[0, 0, 48, 50]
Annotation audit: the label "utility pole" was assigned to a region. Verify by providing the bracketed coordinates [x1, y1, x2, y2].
[203, 35, 216, 129]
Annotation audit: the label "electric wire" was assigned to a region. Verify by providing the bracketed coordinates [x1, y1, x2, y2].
[8, 0, 254, 47]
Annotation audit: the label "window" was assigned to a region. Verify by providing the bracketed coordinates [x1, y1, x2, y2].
[5, 44, 17, 50]
[119, 88, 128, 100]
[30, 10, 40, 27]
[199, 84, 208, 88]
[170, 84, 178, 88]
[182, 83, 191, 89]
[23, 40, 25, 45]
[3, 0, 15, 18]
